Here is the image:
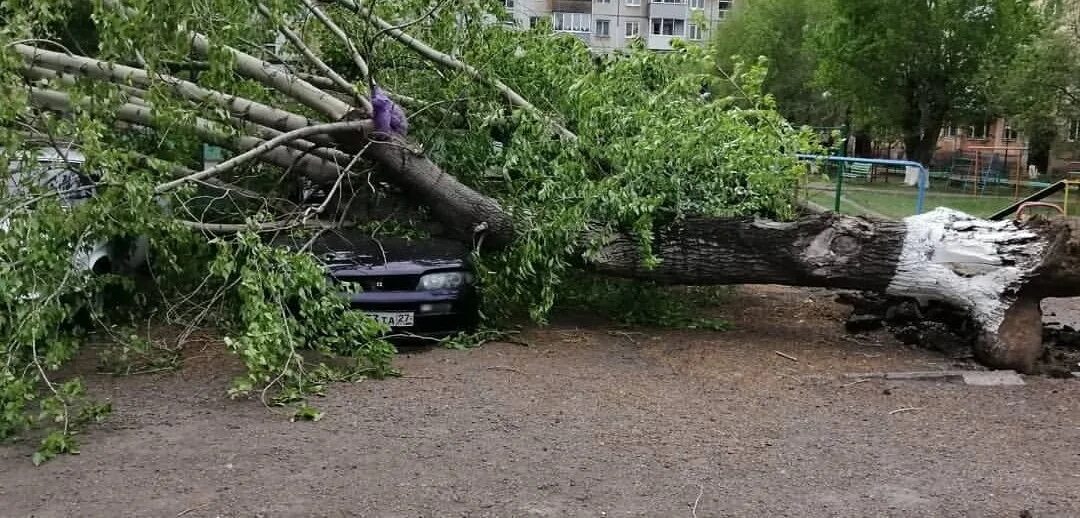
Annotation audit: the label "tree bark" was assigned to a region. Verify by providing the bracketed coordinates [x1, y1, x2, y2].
[590, 208, 1073, 373]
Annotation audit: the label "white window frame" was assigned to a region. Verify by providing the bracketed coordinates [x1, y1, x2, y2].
[687, 23, 703, 40]
[1068, 119, 1080, 142]
[504, 0, 514, 8]
[689, 0, 704, 8]
[595, 0, 611, 4]
[626, 0, 641, 6]
[943, 125, 958, 138]
[625, 20, 641, 38]
[552, 12, 592, 33]
[595, 19, 611, 37]
[651, 18, 684, 36]
[651, 0, 683, 4]
[969, 123, 989, 140]
[1002, 121, 1018, 142]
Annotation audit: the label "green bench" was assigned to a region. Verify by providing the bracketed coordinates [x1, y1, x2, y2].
[842, 162, 874, 181]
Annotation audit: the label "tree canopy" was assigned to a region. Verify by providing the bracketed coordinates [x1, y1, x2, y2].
[713, 0, 1040, 164]
[712, 0, 841, 128]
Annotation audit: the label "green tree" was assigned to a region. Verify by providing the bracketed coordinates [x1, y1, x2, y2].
[817, 0, 1038, 165]
[712, 0, 842, 127]
[996, 0, 1079, 168]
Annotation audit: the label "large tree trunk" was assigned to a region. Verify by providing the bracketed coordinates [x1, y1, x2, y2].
[589, 208, 1074, 373]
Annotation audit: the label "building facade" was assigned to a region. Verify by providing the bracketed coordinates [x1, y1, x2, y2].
[932, 118, 1080, 176]
[506, 0, 733, 51]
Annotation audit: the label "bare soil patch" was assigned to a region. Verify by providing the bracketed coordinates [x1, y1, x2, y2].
[2, 285, 1079, 517]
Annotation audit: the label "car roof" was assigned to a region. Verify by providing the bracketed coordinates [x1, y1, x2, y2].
[1, 144, 86, 164]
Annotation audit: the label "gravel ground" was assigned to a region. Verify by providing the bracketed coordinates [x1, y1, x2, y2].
[1, 285, 1079, 517]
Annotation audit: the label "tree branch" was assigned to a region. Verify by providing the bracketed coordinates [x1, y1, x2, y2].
[16, 44, 325, 137]
[256, 2, 372, 113]
[99, 0, 355, 121]
[156, 120, 366, 193]
[334, 0, 577, 141]
[299, 0, 371, 82]
[27, 87, 346, 183]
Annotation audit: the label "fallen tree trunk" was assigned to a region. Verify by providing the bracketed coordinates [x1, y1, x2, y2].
[590, 208, 1072, 373]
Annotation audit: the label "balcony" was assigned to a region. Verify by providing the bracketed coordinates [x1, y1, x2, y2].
[647, 17, 685, 50]
[550, 0, 591, 13]
[648, 0, 687, 19]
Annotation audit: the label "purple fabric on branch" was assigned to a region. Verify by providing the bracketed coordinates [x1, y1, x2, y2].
[372, 87, 408, 136]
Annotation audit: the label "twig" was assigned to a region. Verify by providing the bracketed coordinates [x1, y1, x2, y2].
[176, 503, 209, 517]
[691, 485, 704, 518]
[842, 378, 870, 387]
[888, 406, 923, 415]
[774, 351, 799, 362]
[609, 330, 643, 344]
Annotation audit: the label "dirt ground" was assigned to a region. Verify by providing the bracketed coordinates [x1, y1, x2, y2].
[2, 285, 1080, 517]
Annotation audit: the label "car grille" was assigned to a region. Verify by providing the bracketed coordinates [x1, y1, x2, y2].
[332, 273, 420, 292]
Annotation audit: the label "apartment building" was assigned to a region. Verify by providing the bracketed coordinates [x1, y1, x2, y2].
[506, 0, 734, 51]
[932, 117, 1080, 176]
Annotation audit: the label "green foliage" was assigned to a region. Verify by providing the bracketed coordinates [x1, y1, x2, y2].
[208, 231, 396, 401]
[995, 0, 1079, 139]
[816, 0, 1037, 161]
[712, 0, 841, 126]
[557, 275, 732, 330]
[97, 331, 181, 376]
[290, 403, 323, 422]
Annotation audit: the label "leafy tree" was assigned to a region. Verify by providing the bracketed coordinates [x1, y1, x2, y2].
[996, 0, 1080, 168]
[816, 0, 1038, 165]
[712, 0, 842, 127]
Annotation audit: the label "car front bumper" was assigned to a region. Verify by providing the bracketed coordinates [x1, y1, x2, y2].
[345, 288, 478, 337]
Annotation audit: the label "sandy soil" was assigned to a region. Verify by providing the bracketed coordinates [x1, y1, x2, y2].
[2, 285, 1079, 517]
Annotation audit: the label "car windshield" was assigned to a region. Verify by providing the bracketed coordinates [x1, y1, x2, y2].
[5, 159, 96, 206]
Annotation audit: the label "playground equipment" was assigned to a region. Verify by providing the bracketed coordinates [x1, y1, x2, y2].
[987, 179, 1080, 220]
[1014, 202, 1065, 220]
[796, 154, 929, 214]
[944, 146, 1030, 197]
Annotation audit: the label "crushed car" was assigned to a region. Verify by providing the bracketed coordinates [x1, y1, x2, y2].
[277, 230, 480, 338]
[2, 145, 148, 277]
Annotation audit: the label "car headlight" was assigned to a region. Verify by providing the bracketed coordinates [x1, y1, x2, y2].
[417, 271, 472, 290]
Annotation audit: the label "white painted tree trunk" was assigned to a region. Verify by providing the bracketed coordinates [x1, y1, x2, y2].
[887, 209, 1049, 371]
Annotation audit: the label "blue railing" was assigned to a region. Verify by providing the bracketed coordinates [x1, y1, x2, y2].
[796, 154, 930, 215]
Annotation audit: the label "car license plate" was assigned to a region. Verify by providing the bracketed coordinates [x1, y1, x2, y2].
[366, 312, 415, 327]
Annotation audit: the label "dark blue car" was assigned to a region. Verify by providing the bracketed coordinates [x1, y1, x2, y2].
[301, 231, 479, 337]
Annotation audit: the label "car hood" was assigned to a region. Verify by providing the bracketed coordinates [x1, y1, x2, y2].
[275, 230, 470, 275]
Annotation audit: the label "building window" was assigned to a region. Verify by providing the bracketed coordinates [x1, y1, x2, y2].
[652, 0, 683, 3]
[969, 123, 989, 140]
[718, 0, 732, 8]
[552, 12, 591, 32]
[687, 23, 703, 40]
[529, 16, 543, 28]
[1068, 119, 1080, 142]
[689, 0, 704, 8]
[625, 21, 641, 38]
[595, 0, 611, 3]
[626, 0, 641, 6]
[1002, 121, 1018, 142]
[504, 0, 514, 8]
[595, 19, 610, 37]
[943, 125, 958, 137]
[651, 18, 685, 36]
